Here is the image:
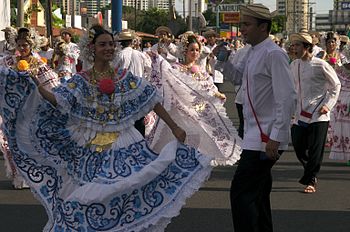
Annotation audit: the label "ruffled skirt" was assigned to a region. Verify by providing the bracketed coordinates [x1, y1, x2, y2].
[0, 67, 212, 231]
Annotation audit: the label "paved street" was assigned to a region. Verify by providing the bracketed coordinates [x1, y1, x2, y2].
[1, 149, 350, 232]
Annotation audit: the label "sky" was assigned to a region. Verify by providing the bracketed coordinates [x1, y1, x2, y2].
[254, 0, 334, 14]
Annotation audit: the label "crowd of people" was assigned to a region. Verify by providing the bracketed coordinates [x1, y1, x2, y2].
[0, 2, 349, 232]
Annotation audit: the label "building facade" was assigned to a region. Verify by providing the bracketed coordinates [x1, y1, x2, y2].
[286, 0, 309, 33]
[276, 0, 286, 16]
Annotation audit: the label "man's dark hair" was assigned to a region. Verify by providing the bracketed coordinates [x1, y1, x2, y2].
[256, 18, 272, 33]
[120, 40, 132, 48]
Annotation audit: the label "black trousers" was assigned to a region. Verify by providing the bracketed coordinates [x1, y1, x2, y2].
[236, 103, 244, 139]
[230, 150, 278, 232]
[291, 121, 329, 185]
[134, 117, 145, 137]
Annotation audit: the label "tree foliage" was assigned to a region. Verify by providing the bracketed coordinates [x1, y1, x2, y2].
[271, 15, 286, 34]
[202, 8, 216, 27]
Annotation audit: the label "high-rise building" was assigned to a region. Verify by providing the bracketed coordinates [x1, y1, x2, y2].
[54, 0, 112, 17]
[286, 0, 309, 33]
[123, 0, 149, 10]
[276, 0, 286, 16]
[330, 0, 350, 33]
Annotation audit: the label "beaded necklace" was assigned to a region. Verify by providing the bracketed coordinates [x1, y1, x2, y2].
[85, 67, 128, 152]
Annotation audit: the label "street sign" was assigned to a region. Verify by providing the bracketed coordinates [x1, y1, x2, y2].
[214, 4, 240, 12]
[341, 2, 350, 10]
[223, 12, 240, 24]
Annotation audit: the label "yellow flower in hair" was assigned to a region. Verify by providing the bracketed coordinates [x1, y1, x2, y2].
[17, 60, 30, 71]
[41, 57, 48, 64]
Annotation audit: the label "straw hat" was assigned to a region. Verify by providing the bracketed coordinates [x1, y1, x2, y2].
[240, 3, 272, 20]
[39, 37, 50, 47]
[289, 32, 313, 44]
[117, 29, 136, 41]
[203, 29, 217, 39]
[1, 26, 16, 33]
[339, 35, 349, 43]
[155, 26, 172, 36]
[60, 27, 73, 36]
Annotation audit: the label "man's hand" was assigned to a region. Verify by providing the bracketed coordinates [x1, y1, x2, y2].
[265, 139, 280, 161]
[319, 105, 329, 115]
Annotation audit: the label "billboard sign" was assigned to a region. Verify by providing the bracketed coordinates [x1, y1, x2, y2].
[214, 4, 240, 12]
[223, 12, 240, 24]
[341, 2, 350, 10]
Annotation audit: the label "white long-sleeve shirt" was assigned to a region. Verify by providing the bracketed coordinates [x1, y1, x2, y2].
[242, 38, 296, 151]
[114, 47, 147, 77]
[290, 57, 341, 124]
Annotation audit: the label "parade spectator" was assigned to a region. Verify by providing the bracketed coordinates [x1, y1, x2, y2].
[38, 36, 54, 65]
[290, 32, 340, 193]
[151, 26, 178, 63]
[114, 29, 151, 136]
[223, 43, 251, 139]
[311, 32, 324, 57]
[0, 26, 17, 57]
[230, 4, 296, 232]
[339, 35, 349, 53]
[0, 24, 212, 231]
[59, 27, 80, 74]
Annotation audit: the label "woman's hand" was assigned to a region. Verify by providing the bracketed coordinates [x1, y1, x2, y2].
[214, 92, 226, 101]
[172, 126, 186, 143]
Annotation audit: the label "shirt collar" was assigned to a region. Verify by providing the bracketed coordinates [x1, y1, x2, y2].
[251, 37, 271, 51]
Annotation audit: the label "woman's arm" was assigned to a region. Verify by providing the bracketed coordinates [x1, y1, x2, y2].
[33, 77, 57, 106]
[153, 103, 186, 143]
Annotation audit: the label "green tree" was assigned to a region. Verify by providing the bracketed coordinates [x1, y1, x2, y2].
[137, 8, 168, 33]
[271, 15, 286, 34]
[202, 8, 216, 27]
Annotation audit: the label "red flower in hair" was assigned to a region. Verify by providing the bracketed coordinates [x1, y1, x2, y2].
[99, 79, 115, 94]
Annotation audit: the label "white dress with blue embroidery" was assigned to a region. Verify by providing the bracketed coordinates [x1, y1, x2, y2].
[145, 54, 242, 166]
[0, 67, 212, 231]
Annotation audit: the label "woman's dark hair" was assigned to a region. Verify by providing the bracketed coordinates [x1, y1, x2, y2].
[326, 31, 338, 43]
[187, 35, 201, 50]
[15, 27, 34, 47]
[90, 24, 113, 44]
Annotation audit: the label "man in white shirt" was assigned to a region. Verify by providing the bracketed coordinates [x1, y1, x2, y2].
[230, 4, 296, 232]
[38, 37, 54, 64]
[60, 28, 80, 74]
[114, 29, 149, 78]
[289, 32, 341, 193]
[151, 26, 178, 63]
[0, 26, 17, 57]
[114, 29, 150, 136]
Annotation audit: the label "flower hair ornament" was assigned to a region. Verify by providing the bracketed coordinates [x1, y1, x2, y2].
[78, 28, 97, 67]
[178, 31, 202, 61]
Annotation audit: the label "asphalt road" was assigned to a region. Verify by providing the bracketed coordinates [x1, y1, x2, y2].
[1, 149, 350, 232]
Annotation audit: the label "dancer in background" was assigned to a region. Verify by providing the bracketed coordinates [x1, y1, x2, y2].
[290, 32, 340, 193]
[0, 27, 59, 189]
[145, 32, 242, 166]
